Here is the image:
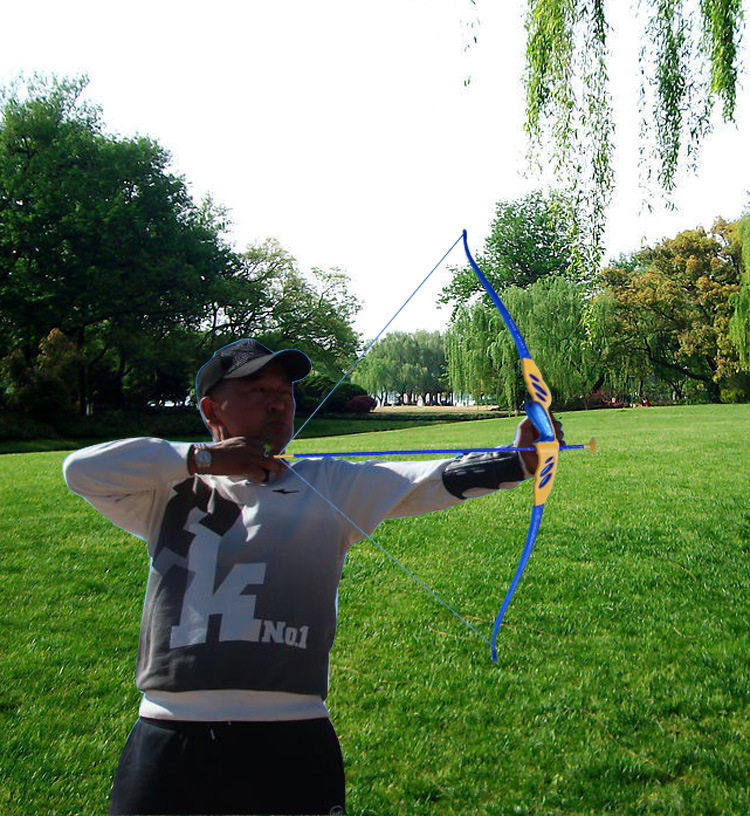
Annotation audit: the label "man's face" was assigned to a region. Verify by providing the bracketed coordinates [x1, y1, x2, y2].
[201, 362, 296, 451]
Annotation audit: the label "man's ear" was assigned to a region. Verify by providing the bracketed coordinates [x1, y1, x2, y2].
[200, 395, 223, 437]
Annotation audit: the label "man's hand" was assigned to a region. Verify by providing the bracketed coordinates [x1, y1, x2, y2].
[188, 437, 286, 482]
[513, 414, 565, 477]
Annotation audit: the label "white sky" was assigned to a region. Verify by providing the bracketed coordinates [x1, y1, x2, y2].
[2, 0, 748, 339]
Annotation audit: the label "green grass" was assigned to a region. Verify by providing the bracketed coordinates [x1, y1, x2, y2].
[1, 405, 749, 815]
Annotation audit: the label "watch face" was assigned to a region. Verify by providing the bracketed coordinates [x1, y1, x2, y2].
[195, 448, 212, 470]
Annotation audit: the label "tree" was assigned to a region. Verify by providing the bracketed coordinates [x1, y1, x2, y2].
[0, 74, 368, 418]
[0, 328, 83, 419]
[440, 190, 581, 315]
[446, 276, 599, 412]
[598, 224, 744, 402]
[517, 0, 745, 263]
[446, 303, 516, 408]
[0, 74, 235, 410]
[352, 331, 449, 405]
[728, 213, 750, 368]
[206, 238, 361, 379]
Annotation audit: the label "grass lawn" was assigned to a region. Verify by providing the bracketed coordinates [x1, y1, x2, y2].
[1, 404, 748, 815]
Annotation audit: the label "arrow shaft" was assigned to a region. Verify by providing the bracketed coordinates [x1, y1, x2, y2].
[279, 444, 589, 459]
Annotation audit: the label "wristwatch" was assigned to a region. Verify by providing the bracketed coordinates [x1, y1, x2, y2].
[192, 444, 213, 474]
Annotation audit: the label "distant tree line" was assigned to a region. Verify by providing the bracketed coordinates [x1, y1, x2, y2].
[2, 77, 748, 432]
[0, 76, 361, 423]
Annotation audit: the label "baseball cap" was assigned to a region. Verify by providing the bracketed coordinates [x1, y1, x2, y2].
[196, 338, 311, 399]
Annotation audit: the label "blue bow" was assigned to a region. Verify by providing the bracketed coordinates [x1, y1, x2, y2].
[282, 231, 561, 661]
[461, 230, 560, 661]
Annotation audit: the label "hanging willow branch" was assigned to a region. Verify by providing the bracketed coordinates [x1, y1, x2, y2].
[521, 0, 744, 269]
[523, 0, 613, 274]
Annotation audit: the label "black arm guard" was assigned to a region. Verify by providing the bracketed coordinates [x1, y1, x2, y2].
[442, 450, 526, 500]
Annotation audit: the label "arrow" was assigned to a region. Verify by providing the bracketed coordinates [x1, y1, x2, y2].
[275, 438, 596, 459]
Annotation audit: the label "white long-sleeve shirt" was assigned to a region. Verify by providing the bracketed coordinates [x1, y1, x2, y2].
[63, 437, 516, 721]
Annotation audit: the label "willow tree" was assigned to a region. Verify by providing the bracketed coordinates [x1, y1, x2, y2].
[729, 214, 750, 367]
[445, 277, 598, 411]
[519, 0, 745, 268]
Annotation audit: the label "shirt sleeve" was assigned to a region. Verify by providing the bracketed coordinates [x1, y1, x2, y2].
[62, 437, 193, 541]
[297, 456, 519, 548]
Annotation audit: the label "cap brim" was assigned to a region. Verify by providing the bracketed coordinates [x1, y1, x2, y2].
[224, 349, 311, 383]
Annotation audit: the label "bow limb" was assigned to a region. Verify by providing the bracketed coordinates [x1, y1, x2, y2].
[490, 504, 544, 660]
[489, 429, 559, 660]
[462, 231, 560, 661]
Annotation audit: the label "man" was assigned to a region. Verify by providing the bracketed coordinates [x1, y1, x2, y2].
[63, 338, 561, 815]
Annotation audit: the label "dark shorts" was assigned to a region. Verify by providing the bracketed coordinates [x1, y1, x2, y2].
[108, 716, 346, 815]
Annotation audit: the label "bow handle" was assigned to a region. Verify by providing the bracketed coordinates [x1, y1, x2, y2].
[522, 356, 560, 508]
[523, 400, 560, 506]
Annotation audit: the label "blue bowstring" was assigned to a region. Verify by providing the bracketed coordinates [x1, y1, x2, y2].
[288, 233, 465, 446]
[284, 463, 492, 648]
